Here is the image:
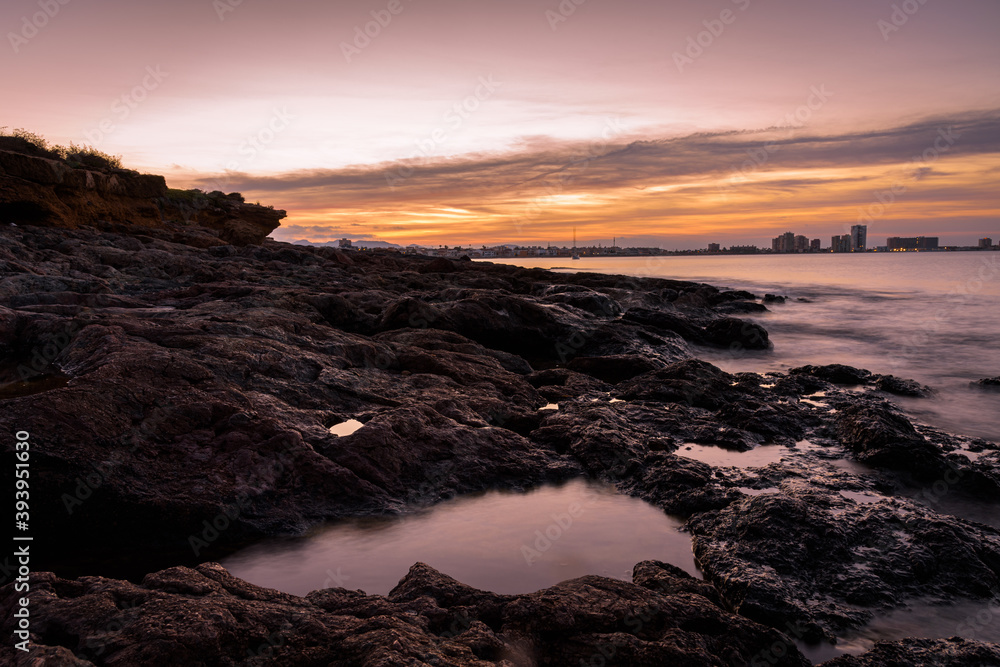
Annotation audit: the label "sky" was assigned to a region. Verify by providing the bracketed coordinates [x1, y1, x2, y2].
[3, 0, 999, 248]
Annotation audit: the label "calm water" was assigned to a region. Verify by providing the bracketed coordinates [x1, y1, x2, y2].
[493, 253, 1000, 441]
[222, 479, 698, 596]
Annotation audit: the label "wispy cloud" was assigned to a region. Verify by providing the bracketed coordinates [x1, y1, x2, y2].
[196, 110, 1000, 246]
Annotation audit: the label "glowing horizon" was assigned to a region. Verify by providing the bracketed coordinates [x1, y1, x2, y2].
[4, 0, 998, 247]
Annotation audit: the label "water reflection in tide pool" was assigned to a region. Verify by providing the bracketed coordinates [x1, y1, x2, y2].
[222, 479, 699, 596]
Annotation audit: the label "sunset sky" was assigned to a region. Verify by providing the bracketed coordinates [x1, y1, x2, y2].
[3, 0, 999, 248]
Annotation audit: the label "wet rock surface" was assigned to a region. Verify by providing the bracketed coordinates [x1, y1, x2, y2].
[1, 218, 998, 664]
[820, 637, 1000, 666]
[1, 561, 821, 666]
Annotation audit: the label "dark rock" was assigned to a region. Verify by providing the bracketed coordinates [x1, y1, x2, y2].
[716, 300, 769, 314]
[631, 560, 723, 606]
[873, 374, 933, 397]
[792, 364, 872, 385]
[972, 377, 1000, 389]
[614, 359, 739, 410]
[834, 400, 943, 474]
[711, 289, 758, 303]
[690, 489, 1000, 642]
[818, 637, 1000, 666]
[763, 294, 786, 303]
[566, 354, 663, 384]
[1, 562, 813, 667]
[702, 317, 770, 350]
[419, 257, 459, 273]
[2, 191, 999, 665]
[0, 149, 283, 245]
[622, 307, 705, 341]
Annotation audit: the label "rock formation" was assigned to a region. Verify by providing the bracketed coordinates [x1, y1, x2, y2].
[0, 169, 998, 665]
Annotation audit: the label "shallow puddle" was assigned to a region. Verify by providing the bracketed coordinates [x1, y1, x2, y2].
[0, 372, 70, 399]
[675, 443, 788, 468]
[737, 487, 779, 496]
[328, 419, 364, 436]
[222, 479, 699, 596]
[839, 490, 883, 504]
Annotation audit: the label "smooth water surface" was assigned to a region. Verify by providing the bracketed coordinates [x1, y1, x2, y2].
[491, 253, 1000, 441]
[222, 479, 699, 596]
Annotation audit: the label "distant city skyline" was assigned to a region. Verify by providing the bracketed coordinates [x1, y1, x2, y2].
[314, 229, 996, 252]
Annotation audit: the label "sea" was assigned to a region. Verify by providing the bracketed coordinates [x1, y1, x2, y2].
[489, 251, 1000, 442]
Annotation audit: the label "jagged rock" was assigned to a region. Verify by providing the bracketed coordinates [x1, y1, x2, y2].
[702, 317, 770, 350]
[0, 149, 284, 245]
[566, 354, 663, 384]
[0, 562, 813, 667]
[419, 257, 459, 273]
[689, 489, 1000, 642]
[834, 400, 943, 474]
[872, 374, 933, 397]
[614, 359, 742, 410]
[1, 205, 997, 664]
[972, 377, 1000, 389]
[716, 300, 769, 314]
[791, 364, 871, 385]
[819, 637, 1000, 666]
[623, 307, 707, 341]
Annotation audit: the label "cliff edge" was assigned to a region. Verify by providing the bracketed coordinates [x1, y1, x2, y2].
[0, 148, 284, 246]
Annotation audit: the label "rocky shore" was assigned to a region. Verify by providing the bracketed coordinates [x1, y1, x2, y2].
[1, 154, 999, 665]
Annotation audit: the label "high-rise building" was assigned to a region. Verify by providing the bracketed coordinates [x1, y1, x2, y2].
[850, 225, 868, 252]
[831, 234, 852, 253]
[810, 238, 822, 251]
[794, 235, 809, 252]
[776, 231, 795, 253]
[772, 232, 796, 253]
[708, 243, 721, 252]
[980, 238, 994, 248]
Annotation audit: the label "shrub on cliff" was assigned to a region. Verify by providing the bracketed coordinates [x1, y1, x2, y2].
[0, 128, 122, 172]
[61, 143, 123, 171]
[0, 127, 62, 160]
